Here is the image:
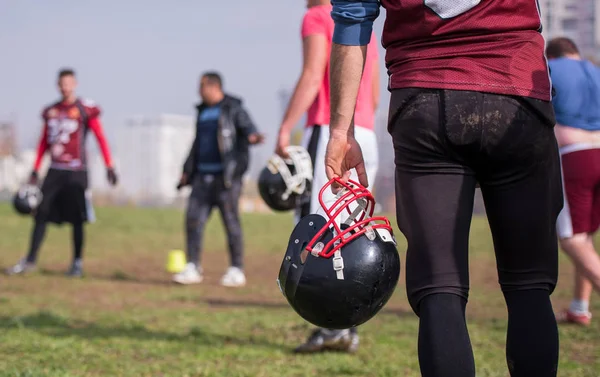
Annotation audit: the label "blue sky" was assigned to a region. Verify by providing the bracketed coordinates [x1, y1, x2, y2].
[0, 0, 389, 159]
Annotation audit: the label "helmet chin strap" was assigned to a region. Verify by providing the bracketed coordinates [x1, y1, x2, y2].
[333, 250, 345, 280]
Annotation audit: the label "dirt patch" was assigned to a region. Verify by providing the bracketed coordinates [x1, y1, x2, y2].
[567, 341, 599, 365]
[3, 250, 288, 314]
[1, 246, 581, 323]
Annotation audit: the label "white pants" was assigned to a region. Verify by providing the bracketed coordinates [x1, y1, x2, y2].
[294, 125, 379, 223]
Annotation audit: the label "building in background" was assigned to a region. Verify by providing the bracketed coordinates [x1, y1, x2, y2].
[108, 114, 195, 206]
[539, 0, 600, 58]
[0, 121, 21, 198]
[89, 113, 270, 211]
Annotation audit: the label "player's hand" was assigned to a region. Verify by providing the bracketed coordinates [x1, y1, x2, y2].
[107, 168, 118, 186]
[325, 130, 368, 192]
[176, 173, 188, 190]
[275, 131, 290, 159]
[29, 171, 39, 185]
[248, 133, 265, 145]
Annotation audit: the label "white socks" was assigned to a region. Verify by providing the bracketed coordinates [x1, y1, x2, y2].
[569, 299, 590, 315]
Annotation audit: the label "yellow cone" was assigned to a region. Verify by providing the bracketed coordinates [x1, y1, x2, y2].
[166, 250, 186, 273]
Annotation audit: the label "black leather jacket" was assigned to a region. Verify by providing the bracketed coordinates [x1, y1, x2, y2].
[182, 94, 259, 188]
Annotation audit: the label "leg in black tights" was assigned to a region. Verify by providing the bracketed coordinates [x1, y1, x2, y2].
[504, 290, 559, 377]
[72, 222, 84, 262]
[418, 293, 476, 377]
[25, 220, 48, 264]
[417, 291, 559, 377]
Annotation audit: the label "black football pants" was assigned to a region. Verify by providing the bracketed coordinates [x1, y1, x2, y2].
[185, 174, 244, 269]
[390, 89, 562, 377]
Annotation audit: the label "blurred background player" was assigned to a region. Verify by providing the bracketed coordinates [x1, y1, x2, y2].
[274, 0, 380, 353]
[547, 37, 600, 326]
[174, 72, 264, 287]
[6, 68, 118, 278]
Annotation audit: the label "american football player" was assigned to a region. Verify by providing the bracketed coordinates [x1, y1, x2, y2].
[325, 1, 561, 376]
[274, 0, 381, 353]
[6, 68, 118, 278]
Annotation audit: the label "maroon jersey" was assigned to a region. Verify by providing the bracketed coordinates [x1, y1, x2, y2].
[35, 98, 113, 171]
[381, 0, 551, 101]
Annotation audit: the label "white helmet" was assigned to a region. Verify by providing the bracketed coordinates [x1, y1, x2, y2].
[258, 146, 313, 211]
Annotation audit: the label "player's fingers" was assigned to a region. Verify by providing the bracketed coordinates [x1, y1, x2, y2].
[326, 165, 343, 194]
[355, 161, 369, 188]
[340, 170, 351, 184]
[325, 165, 339, 181]
[276, 146, 289, 159]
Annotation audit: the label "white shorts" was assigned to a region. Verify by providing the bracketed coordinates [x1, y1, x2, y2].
[294, 125, 379, 223]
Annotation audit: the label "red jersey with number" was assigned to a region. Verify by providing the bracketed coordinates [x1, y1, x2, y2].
[35, 98, 113, 171]
[381, 0, 551, 101]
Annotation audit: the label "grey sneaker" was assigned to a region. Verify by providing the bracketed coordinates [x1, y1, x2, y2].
[293, 328, 353, 354]
[66, 260, 83, 278]
[5, 259, 36, 275]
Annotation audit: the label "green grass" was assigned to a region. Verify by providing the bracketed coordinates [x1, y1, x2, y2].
[0, 203, 598, 376]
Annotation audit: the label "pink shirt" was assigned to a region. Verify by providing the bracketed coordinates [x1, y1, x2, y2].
[301, 4, 379, 130]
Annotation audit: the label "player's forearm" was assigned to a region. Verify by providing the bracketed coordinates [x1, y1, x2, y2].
[33, 128, 48, 171]
[279, 73, 322, 135]
[329, 43, 368, 138]
[330, 0, 378, 137]
[89, 118, 114, 168]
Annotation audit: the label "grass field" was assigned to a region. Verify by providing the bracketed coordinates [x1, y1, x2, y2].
[0, 203, 598, 377]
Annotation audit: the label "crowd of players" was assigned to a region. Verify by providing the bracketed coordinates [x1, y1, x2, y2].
[5, 0, 600, 376]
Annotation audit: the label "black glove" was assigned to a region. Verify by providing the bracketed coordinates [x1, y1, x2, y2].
[107, 168, 118, 186]
[29, 171, 39, 185]
[176, 174, 188, 191]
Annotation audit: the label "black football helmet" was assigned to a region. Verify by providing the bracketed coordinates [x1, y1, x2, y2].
[12, 184, 43, 215]
[277, 178, 401, 329]
[258, 146, 313, 211]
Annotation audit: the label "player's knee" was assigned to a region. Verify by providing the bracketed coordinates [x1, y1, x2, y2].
[227, 226, 242, 239]
[560, 233, 592, 253]
[185, 212, 203, 230]
[407, 286, 469, 316]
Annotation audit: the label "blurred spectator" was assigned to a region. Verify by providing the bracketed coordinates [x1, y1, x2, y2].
[548, 37, 600, 326]
[174, 72, 264, 287]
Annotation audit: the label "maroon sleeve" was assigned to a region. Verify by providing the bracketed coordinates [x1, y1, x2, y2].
[88, 117, 113, 168]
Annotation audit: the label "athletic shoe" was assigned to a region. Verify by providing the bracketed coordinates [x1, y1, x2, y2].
[294, 328, 354, 354]
[220, 266, 246, 287]
[5, 259, 36, 275]
[348, 330, 360, 353]
[172, 263, 203, 285]
[556, 309, 592, 326]
[66, 260, 83, 278]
